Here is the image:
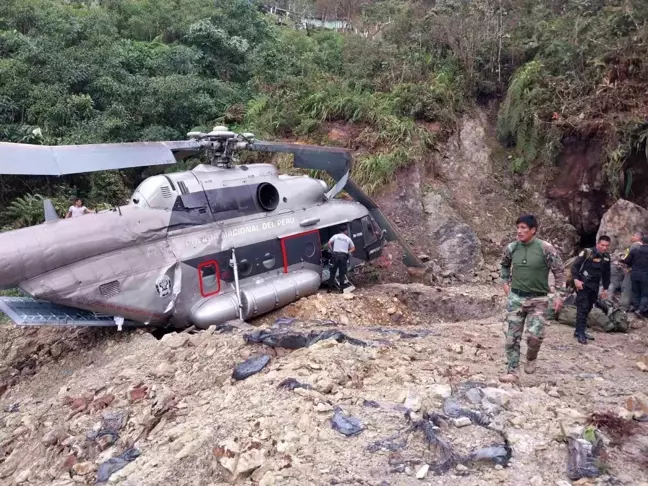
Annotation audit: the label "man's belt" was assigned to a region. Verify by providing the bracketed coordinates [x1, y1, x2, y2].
[511, 288, 547, 298]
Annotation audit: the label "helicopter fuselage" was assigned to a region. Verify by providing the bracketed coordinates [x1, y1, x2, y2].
[0, 163, 385, 328]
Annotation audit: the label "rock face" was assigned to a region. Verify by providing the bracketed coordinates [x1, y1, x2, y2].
[423, 192, 484, 278]
[596, 199, 648, 252]
[372, 109, 580, 275]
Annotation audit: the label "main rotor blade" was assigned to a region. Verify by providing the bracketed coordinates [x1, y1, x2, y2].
[0, 140, 202, 175]
[248, 141, 352, 177]
[343, 179, 425, 268]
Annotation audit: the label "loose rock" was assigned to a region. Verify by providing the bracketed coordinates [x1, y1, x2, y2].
[237, 449, 266, 476]
[482, 387, 511, 407]
[530, 475, 543, 486]
[259, 471, 276, 486]
[465, 388, 483, 405]
[14, 470, 31, 484]
[160, 333, 190, 349]
[429, 384, 453, 400]
[72, 462, 96, 476]
[404, 390, 422, 412]
[453, 417, 471, 428]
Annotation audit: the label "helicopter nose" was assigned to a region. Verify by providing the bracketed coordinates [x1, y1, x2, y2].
[0, 231, 27, 289]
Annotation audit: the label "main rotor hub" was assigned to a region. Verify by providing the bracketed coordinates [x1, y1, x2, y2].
[186, 126, 256, 168]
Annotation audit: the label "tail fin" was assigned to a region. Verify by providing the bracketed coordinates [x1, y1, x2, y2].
[43, 198, 59, 222]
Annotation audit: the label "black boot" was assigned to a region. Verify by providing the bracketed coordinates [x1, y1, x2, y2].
[575, 333, 588, 345]
[574, 331, 594, 341]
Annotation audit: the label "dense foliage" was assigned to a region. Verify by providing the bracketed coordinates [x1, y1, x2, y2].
[1, 0, 648, 228]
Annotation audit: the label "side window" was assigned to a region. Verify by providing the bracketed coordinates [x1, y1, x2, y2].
[362, 216, 378, 245]
[198, 261, 220, 297]
[237, 258, 253, 277]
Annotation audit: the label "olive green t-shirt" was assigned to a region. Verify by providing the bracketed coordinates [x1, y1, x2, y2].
[509, 239, 550, 294]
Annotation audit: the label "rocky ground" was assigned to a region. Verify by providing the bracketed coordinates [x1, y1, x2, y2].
[1, 284, 647, 486]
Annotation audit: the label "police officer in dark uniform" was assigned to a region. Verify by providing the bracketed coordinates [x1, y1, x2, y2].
[571, 235, 611, 344]
[623, 234, 648, 317]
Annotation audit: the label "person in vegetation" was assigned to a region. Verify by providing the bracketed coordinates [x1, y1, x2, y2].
[65, 199, 94, 218]
[499, 214, 565, 383]
[570, 235, 611, 344]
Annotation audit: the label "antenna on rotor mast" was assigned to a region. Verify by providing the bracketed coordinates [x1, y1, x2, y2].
[186, 126, 256, 168]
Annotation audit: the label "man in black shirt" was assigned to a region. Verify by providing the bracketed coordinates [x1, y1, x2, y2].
[571, 235, 611, 344]
[623, 235, 648, 318]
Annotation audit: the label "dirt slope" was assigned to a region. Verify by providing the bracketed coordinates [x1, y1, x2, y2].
[1, 286, 647, 486]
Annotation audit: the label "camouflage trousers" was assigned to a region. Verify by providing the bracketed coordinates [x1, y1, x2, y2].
[503, 293, 548, 372]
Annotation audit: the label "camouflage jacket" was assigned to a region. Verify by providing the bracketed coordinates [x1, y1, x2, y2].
[500, 238, 566, 296]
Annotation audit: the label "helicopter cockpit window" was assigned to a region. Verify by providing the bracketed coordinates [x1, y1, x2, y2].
[198, 261, 220, 297]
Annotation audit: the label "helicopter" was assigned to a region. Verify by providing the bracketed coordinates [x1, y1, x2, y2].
[0, 127, 424, 330]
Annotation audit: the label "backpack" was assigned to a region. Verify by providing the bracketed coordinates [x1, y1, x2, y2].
[564, 248, 593, 289]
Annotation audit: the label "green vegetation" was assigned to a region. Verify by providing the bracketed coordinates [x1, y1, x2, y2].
[1, 0, 648, 229]
[496, 0, 648, 178]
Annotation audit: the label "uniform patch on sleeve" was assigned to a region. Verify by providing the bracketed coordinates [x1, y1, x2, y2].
[579, 251, 585, 257]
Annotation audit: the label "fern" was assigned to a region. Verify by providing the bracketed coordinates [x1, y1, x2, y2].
[497, 61, 554, 171]
[636, 126, 648, 159]
[3, 194, 46, 228]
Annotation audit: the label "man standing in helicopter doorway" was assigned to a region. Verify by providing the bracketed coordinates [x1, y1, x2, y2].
[327, 225, 355, 293]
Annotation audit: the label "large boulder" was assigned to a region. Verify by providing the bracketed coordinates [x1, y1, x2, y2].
[596, 199, 648, 252]
[422, 192, 484, 278]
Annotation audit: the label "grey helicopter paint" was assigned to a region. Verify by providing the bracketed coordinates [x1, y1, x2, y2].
[0, 127, 423, 330]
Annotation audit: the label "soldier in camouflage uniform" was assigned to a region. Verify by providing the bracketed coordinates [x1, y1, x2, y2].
[499, 215, 566, 383]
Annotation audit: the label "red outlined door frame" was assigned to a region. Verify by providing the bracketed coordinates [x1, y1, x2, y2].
[280, 229, 321, 273]
[198, 260, 221, 297]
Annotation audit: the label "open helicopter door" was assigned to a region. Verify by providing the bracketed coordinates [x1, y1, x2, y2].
[351, 215, 383, 262]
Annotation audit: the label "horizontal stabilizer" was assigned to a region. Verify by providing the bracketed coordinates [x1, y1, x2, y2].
[0, 140, 202, 176]
[0, 297, 129, 327]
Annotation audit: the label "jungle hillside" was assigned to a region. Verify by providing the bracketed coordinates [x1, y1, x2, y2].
[1, 0, 648, 231]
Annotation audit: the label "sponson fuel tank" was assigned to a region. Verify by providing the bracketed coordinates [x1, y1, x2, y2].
[189, 269, 321, 329]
